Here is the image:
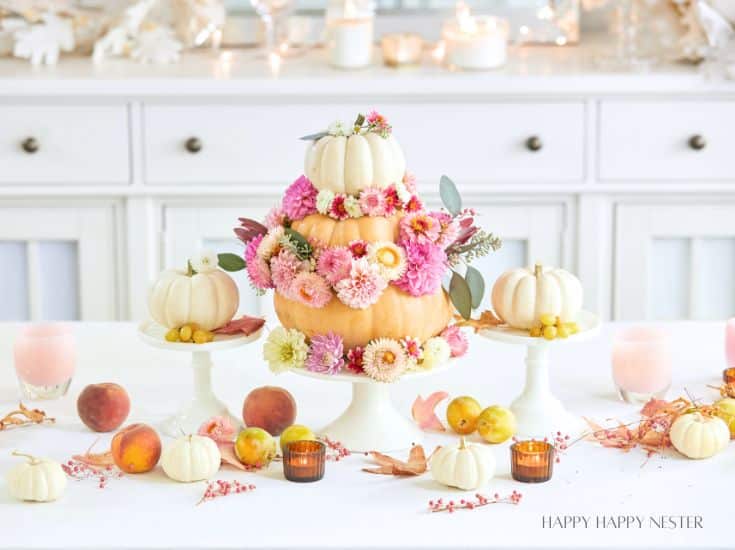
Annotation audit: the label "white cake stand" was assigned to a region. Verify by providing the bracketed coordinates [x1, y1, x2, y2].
[138, 320, 263, 437]
[289, 362, 452, 452]
[479, 310, 600, 439]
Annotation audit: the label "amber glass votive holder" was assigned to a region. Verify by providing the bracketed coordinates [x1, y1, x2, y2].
[283, 440, 326, 482]
[724, 368, 735, 384]
[510, 440, 554, 483]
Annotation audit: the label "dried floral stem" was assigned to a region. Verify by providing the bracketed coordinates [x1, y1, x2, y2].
[318, 436, 352, 461]
[428, 491, 522, 514]
[0, 402, 54, 431]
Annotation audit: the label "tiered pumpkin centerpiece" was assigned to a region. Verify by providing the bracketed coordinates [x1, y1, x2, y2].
[232, 112, 501, 382]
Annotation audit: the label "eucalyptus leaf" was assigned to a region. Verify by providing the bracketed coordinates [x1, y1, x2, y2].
[465, 265, 485, 309]
[439, 175, 462, 216]
[449, 271, 472, 320]
[217, 253, 246, 272]
[299, 131, 328, 141]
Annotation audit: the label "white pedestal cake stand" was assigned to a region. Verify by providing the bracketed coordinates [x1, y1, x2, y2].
[289, 362, 452, 452]
[479, 310, 600, 439]
[138, 320, 263, 437]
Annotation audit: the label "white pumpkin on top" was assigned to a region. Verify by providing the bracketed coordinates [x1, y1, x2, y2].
[491, 263, 583, 330]
[148, 251, 239, 331]
[304, 131, 406, 195]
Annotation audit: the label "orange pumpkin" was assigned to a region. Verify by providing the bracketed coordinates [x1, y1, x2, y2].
[274, 213, 454, 349]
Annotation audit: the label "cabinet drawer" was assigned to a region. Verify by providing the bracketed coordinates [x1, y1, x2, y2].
[143, 103, 586, 185]
[0, 105, 130, 185]
[599, 101, 734, 181]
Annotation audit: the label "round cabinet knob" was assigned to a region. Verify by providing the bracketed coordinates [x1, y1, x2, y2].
[21, 137, 39, 154]
[525, 136, 543, 152]
[688, 134, 706, 151]
[185, 137, 202, 154]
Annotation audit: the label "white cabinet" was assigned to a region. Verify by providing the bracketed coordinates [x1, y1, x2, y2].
[159, 197, 280, 320]
[0, 201, 122, 321]
[614, 199, 735, 320]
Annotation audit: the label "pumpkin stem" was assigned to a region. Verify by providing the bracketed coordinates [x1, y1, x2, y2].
[12, 451, 40, 464]
[459, 436, 467, 450]
[534, 263, 543, 277]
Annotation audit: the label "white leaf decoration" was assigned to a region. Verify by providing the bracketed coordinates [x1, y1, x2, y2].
[12, 12, 74, 65]
[92, 0, 158, 64]
[130, 25, 182, 64]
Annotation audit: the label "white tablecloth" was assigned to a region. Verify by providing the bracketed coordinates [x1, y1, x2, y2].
[0, 322, 729, 549]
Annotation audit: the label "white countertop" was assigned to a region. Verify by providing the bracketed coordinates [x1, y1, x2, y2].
[0, 35, 733, 97]
[0, 321, 730, 549]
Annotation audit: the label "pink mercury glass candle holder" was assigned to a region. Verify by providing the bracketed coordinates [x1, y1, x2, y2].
[612, 327, 671, 404]
[13, 324, 76, 400]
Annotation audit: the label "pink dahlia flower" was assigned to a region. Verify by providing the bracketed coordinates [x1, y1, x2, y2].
[346, 346, 365, 374]
[440, 325, 469, 358]
[282, 175, 318, 221]
[290, 272, 332, 308]
[399, 212, 441, 246]
[245, 233, 263, 264]
[394, 241, 447, 297]
[358, 187, 386, 217]
[316, 246, 352, 285]
[246, 256, 273, 290]
[264, 206, 286, 229]
[335, 258, 387, 309]
[305, 332, 344, 375]
[271, 249, 309, 295]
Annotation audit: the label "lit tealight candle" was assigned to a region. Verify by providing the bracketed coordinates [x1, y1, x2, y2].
[510, 440, 554, 483]
[282, 440, 326, 482]
[326, 0, 375, 70]
[381, 33, 423, 67]
[441, 2, 508, 70]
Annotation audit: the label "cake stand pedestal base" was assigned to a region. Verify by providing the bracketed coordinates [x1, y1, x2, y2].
[160, 351, 241, 437]
[510, 345, 585, 439]
[321, 382, 423, 452]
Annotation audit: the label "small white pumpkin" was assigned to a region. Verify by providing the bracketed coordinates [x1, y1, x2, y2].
[670, 412, 730, 459]
[491, 263, 583, 330]
[161, 435, 221, 482]
[6, 452, 67, 502]
[148, 268, 239, 331]
[430, 437, 495, 491]
[304, 133, 406, 195]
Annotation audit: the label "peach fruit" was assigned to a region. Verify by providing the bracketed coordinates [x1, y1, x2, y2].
[77, 382, 131, 432]
[111, 423, 162, 473]
[242, 386, 297, 436]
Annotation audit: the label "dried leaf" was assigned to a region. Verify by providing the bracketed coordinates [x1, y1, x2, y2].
[709, 382, 735, 399]
[218, 442, 247, 471]
[72, 451, 114, 467]
[363, 445, 427, 476]
[0, 402, 54, 431]
[213, 315, 265, 336]
[411, 392, 448, 432]
[453, 310, 502, 333]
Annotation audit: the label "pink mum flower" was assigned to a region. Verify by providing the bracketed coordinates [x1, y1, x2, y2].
[440, 325, 469, 358]
[282, 175, 318, 221]
[271, 249, 309, 295]
[346, 346, 365, 374]
[394, 241, 447, 297]
[247, 256, 273, 290]
[316, 246, 352, 285]
[401, 337, 423, 360]
[245, 234, 263, 264]
[329, 194, 350, 221]
[335, 258, 387, 309]
[404, 195, 424, 213]
[382, 185, 400, 215]
[264, 206, 286, 229]
[399, 212, 441, 246]
[290, 272, 332, 308]
[348, 239, 369, 259]
[305, 332, 344, 375]
[358, 187, 386, 217]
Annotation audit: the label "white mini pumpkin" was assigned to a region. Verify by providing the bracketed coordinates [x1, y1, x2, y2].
[7, 452, 67, 502]
[491, 263, 583, 330]
[430, 437, 495, 491]
[161, 435, 221, 482]
[304, 133, 406, 195]
[148, 269, 239, 331]
[669, 412, 730, 459]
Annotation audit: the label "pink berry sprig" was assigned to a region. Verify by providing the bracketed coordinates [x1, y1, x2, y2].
[197, 479, 256, 506]
[428, 491, 522, 514]
[319, 436, 352, 462]
[552, 431, 571, 463]
[62, 459, 124, 489]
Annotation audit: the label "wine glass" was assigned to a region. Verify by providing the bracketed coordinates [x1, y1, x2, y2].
[250, 0, 294, 55]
